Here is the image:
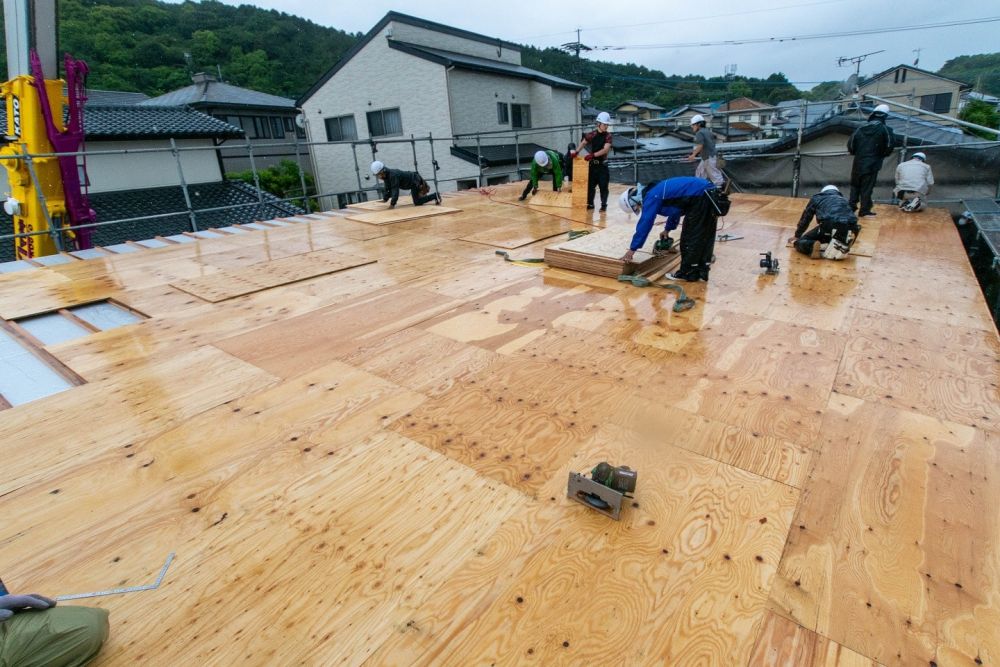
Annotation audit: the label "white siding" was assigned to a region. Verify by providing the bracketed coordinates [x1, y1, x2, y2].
[390, 21, 521, 64]
[84, 139, 222, 193]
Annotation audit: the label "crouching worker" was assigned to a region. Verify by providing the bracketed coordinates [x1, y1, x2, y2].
[519, 149, 565, 200]
[894, 152, 933, 212]
[790, 184, 860, 260]
[371, 161, 440, 208]
[619, 176, 726, 282]
[0, 587, 109, 666]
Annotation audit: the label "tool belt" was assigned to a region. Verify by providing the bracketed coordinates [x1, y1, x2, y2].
[707, 189, 731, 216]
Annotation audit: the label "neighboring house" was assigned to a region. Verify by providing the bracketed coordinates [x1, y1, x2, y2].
[297, 11, 585, 206]
[0, 102, 303, 262]
[773, 99, 841, 138]
[614, 100, 666, 122]
[858, 64, 971, 118]
[713, 97, 779, 140]
[141, 73, 309, 176]
[962, 91, 1000, 112]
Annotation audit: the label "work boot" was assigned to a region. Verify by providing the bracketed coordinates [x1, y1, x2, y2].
[587, 204, 595, 210]
[435, 192, 442, 205]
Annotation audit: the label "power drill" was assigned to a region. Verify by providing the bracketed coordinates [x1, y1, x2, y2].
[653, 235, 674, 254]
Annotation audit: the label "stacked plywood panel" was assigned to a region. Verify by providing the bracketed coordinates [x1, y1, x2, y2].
[544, 224, 680, 278]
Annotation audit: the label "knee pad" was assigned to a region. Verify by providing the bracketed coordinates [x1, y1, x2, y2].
[822, 239, 850, 260]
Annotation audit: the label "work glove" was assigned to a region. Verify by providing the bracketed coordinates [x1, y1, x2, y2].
[0, 594, 56, 622]
[569, 150, 577, 158]
[584, 154, 593, 162]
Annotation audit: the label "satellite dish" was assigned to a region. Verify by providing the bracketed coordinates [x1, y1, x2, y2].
[840, 74, 858, 96]
[295, 113, 305, 129]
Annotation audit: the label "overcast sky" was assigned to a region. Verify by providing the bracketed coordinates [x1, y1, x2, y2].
[166, 0, 998, 89]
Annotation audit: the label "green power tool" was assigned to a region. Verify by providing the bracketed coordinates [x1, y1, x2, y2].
[653, 235, 674, 255]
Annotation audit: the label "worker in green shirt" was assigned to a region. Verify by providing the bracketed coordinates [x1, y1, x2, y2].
[519, 149, 564, 201]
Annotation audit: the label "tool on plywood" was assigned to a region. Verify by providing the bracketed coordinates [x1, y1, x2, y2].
[55, 552, 175, 601]
[567, 462, 637, 520]
[759, 251, 780, 275]
[653, 235, 676, 255]
[716, 233, 743, 242]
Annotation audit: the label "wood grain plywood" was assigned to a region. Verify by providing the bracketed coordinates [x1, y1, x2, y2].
[371, 421, 799, 666]
[571, 156, 588, 209]
[545, 224, 681, 278]
[526, 189, 572, 208]
[214, 285, 463, 379]
[458, 218, 575, 249]
[769, 392, 1000, 665]
[170, 248, 374, 302]
[748, 612, 878, 666]
[343, 205, 461, 225]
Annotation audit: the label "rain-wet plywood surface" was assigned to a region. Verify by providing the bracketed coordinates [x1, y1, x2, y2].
[0, 190, 997, 666]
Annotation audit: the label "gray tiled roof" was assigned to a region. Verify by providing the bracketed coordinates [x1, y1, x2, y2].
[141, 81, 296, 109]
[0, 104, 244, 140]
[389, 42, 586, 91]
[618, 100, 666, 111]
[451, 142, 552, 167]
[86, 90, 150, 106]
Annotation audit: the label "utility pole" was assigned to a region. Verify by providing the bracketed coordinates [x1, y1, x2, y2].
[723, 64, 737, 141]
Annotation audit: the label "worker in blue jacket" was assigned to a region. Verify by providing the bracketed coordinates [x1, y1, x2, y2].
[619, 177, 723, 282]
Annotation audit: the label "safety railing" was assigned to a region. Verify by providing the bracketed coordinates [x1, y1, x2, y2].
[1, 95, 998, 258]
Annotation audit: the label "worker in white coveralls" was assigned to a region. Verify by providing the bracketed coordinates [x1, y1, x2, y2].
[894, 152, 934, 212]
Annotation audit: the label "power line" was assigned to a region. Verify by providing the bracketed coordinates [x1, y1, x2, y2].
[590, 16, 1000, 50]
[516, 0, 849, 40]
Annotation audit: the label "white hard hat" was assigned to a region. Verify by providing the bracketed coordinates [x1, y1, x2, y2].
[596, 111, 612, 125]
[913, 152, 927, 161]
[873, 104, 890, 114]
[690, 114, 705, 125]
[821, 184, 839, 193]
[534, 150, 549, 167]
[370, 160, 385, 175]
[619, 186, 643, 215]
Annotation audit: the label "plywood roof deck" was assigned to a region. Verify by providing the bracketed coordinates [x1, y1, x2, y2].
[1, 183, 998, 666]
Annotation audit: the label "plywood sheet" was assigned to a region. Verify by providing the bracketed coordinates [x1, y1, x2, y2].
[526, 190, 572, 208]
[346, 199, 410, 211]
[343, 205, 461, 225]
[571, 156, 588, 209]
[170, 248, 373, 302]
[458, 218, 575, 249]
[545, 224, 681, 278]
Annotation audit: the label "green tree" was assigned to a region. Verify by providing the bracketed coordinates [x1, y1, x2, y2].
[959, 100, 1000, 140]
[227, 160, 317, 210]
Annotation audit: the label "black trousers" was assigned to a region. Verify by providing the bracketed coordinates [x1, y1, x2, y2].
[794, 220, 860, 255]
[411, 189, 437, 206]
[677, 194, 719, 279]
[849, 169, 878, 215]
[587, 162, 609, 207]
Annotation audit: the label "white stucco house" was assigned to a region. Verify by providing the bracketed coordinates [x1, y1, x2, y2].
[297, 12, 585, 207]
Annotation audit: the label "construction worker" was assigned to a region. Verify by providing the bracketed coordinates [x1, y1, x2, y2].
[572, 111, 613, 211]
[519, 149, 564, 200]
[894, 152, 934, 212]
[370, 161, 440, 208]
[619, 176, 725, 282]
[0, 588, 109, 666]
[685, 114, 725, 187]
[789, 184, 860, 260]
[847, 103, 896, 217]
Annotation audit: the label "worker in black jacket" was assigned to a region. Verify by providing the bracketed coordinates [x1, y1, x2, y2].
[846, 103, 895, 217]
[572, 111, 613, 211]
[371, 161, 440, 207]
[790, 185, 860, 260]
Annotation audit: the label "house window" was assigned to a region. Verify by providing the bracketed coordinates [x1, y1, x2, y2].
[283, 117, 294, 132]
[740, 114, 752, 121]
[271, 117, 285, 138]
[894, 69, 900, 83]
[324, 115, 358, 142]
[497, 102, 509, 124]
[901, 69, 907, 83]
[251, 116, 271, 139]
[366, 108, 402, 137]
[511, 104, 531, 129]
[920, 92, 952, 114]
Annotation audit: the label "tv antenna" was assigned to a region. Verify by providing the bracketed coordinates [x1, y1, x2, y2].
[560, 28, 592, 58]
[837, 50, 884, 79]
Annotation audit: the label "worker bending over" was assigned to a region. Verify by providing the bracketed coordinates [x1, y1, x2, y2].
[371, 161, 440, 208]
[0, 587, 109, 666]
[573, 111, 613, 211]
[894, 152, 934, 212]
[619, 176, 726, 282]
[790, 184, 860, 260]
[519, 150, 565, 201]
